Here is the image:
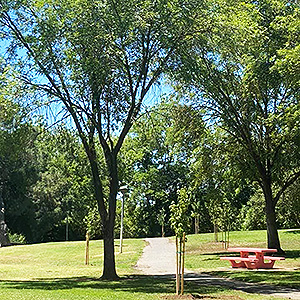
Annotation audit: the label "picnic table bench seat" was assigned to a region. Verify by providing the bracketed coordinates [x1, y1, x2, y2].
[259, 256, 285, 261]
[220, 257, 258, 262]
[220, 256, 259, 268]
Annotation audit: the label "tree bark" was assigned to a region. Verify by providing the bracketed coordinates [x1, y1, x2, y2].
[102, 220, 118, 280]
[195, 216, 199, 235]
[101, 152, 119, 280]
[214, 223, 218, 242]
[86, 147, 119, 280]
[162, 223, 165, 237]
[262, 181, 284, 254]
[0, 190, 10, 247]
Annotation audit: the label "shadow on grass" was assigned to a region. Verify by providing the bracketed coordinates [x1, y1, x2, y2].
[209, 270, 300, 289]
[198, 252, 229, 256]
[285, 250, 300, 258]
[284, 230, 300, 235]
[0, 275, 228, 296]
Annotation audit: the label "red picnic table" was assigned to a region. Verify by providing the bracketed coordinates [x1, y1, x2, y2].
[220, 247, 285, 269]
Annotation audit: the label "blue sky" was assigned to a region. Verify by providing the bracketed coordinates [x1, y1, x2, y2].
[1, 36, 174, 130]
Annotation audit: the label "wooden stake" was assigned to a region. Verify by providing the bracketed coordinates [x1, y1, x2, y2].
[181, 232, 186, 295]
[214, 223, 218, 242]
[85, 231, 90, 265]
[227, 226, 230, 249]
[176, 235, 179, 295]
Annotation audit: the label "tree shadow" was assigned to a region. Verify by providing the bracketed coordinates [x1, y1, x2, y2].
[285, 250, 300, 259]
[0, 274, 228, 295]
[208, 270, 300, 289]
[284, 230, 300, 235]
[200, 252, 229, 256]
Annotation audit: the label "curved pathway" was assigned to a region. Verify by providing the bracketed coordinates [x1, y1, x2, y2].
[136, 237, 300, 299]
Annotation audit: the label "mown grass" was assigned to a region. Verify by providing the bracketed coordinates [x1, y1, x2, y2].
[0, 239, 144, 280]
[0, 231, 298, 299]
[185, 229, 300, 288]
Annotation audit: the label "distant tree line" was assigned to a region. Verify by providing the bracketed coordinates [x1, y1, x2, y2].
[1, 99, 299, 244]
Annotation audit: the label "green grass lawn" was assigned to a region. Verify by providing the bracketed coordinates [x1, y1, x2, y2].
[0, 231, 298, 299]
[185, 229, 300, 288]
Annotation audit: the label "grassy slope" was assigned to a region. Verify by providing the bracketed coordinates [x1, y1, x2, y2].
[0, 231, 298, 299]
[185, 229, 300, 288]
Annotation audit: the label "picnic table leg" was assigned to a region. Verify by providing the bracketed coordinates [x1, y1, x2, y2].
[256, 253, 275, 268]
[229, 260, 246, 268]
[244, 260, 258, 269]
[229, 251, 249, 268]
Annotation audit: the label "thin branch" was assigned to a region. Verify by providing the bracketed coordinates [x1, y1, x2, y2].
[274, 170, 300, 205]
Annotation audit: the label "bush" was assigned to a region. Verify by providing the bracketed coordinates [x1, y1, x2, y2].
[9, 233, 27, 244]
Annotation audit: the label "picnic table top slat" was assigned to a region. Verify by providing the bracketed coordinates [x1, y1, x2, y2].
[227, 247, 277, 253]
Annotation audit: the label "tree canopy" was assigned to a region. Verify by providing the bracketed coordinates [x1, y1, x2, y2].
[174, 0, 300, 252]
[0, 0, 210, 278]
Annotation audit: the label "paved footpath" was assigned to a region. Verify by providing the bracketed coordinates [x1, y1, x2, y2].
[136, 237, 300, 300]
[136, 237, 176, 275]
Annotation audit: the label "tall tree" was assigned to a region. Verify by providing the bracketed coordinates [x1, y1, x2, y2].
[176, 0, 300, 252]
[0, 0, 209, 278]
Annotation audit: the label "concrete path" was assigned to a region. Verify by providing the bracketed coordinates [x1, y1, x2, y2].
[135, 237, 176, 275]
[136, 237, 300, 300]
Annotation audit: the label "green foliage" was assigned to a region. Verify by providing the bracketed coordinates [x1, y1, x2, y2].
[175, 0, 300, 191]
[172, 0, 300, 250]
[83, 206, 101, 238]
[277, 181, 300, 228]
[119, 101, 194, 237]
[8, 232, 26, 244]
[191, 127, 253, 232]
[1, 0, 300, 249]
[0, 71, 38, 241]
[169, 187, 191, 237]
[157, 208, 166, 226]
[1, 0, 210, 277]
[31, 127, 98, 242]
[239, 192, 266, 231]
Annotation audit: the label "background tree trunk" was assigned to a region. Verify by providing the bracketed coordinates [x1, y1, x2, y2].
[0, 190, 10, 247]
[195, 216, 199, 235]
[214, 223, 218, 242]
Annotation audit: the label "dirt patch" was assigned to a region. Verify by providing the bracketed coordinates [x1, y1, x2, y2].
[161, 295, 243, 300]
[160, 295, 203, 300]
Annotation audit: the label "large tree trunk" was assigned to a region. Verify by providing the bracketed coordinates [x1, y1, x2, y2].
[87, 151, 119, 280]
[101, 175, 119, 280]
[102, 220, 118, 280]
[262, 181, 284, 255]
